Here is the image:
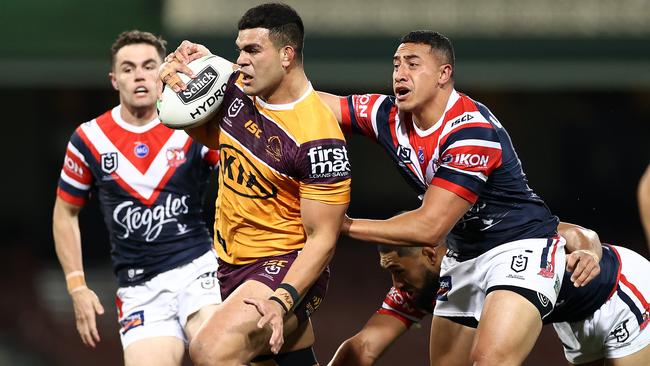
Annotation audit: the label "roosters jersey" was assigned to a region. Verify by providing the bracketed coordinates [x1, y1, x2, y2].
[377, 286, 430, 328]
[213, 72, 351, 264]
[57, 106, 218, 286]
[340, 91, 558, 260]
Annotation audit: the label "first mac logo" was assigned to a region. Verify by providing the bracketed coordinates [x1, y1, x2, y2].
[177, 65, 218, 104]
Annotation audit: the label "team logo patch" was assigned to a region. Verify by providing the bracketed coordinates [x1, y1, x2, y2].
[228, 98, 244, 117]
[262, 259, 288, 276]
[609, 319, 630, 343]
[166, 147, 186, 167]
[100, 152, 118, 174]
[417, 146, 425, 164]
[120, 310, 144, 335]
[511, 254, 528, 273]
[134, 143, 149, 158]
[538, 262, 555, 278]
[437, 276, 452, 301]
[306, 143, 350, 179]
[266, 136, 282, 161]
[197, 270, 217, 289]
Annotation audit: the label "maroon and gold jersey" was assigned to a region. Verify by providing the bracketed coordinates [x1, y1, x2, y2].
[213, 73, 351, 264]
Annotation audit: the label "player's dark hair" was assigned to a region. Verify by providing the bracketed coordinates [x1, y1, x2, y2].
[111, 30, 167, 68]
[377, 245, 421, 257]
[400, 30, 455, 69]
[238, 2, 304, 63]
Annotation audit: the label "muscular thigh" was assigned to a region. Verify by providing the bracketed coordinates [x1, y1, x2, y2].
[194, 279, 303, 361]
[124, 336, 185, 366]
[473, 290, 543, 365]
[606, 343, 650, 366]
[429, 315, 475, 366]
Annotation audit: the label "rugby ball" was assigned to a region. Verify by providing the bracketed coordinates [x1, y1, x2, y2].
[158, 54, 234, 129]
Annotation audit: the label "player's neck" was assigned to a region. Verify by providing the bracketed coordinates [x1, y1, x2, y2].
[412, 86, 453, 131]
[119, 103, 158, 126]
[262, 67, 309, 105]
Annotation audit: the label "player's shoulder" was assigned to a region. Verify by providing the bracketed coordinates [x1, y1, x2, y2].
[439, 91, 498, 141]
[283, 88, 347, 144]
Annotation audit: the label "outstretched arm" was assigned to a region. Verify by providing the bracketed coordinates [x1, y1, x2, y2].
[558, 221, 602, 287]
[317, 92, 344, 124]
[52, 197, 105, 348]
[639, 165, 650, 249]
[342, 185, 470, 247]
[328, 314, 408, 366]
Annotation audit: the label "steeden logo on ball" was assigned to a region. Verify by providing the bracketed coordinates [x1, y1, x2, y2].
[177, 65, 219, 104]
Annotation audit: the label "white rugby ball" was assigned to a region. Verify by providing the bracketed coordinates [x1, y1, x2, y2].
[158, 54, 234, 129]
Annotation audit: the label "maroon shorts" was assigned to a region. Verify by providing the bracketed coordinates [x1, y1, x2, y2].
[217, 251, 330, 323]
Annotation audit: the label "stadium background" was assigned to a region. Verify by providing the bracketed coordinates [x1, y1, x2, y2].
[1, 0, 649, 364]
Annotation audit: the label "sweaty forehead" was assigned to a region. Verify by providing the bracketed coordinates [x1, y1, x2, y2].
[394, 43, 432, 59]
[236, 28, 272, 47]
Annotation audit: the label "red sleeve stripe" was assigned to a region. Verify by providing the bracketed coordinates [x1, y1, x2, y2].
[431, 176, 478, 203]
[56, 187, 87, 206]
[339, 96, 352, 133]
[60, 171, 91, 190]
[377, 308, 414, 327]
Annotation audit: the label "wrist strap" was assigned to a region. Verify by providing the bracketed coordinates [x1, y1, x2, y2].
[278, 283, 300, 308]
[66, 271, 86, 293]
[268, 295, 289, 314]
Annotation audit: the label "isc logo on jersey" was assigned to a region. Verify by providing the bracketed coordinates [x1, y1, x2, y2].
[307, 144, 350, 179]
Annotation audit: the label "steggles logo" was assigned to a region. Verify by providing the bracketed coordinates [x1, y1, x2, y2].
[113, 194, 190, 242]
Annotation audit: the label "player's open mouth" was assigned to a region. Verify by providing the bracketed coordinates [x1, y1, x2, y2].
[134, 86, 148, 95]
[395, 86, 411, 100]
[241, 73, 254, 84]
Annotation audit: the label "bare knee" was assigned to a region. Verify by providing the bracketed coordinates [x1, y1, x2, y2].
[189, 335, 227, 366]
[470, 346, 511, 366]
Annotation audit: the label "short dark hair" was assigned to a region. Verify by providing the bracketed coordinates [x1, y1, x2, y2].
[238, 3, 304, 62]
[377, 245, 421, 257]
[399, 30, 455, 69]
[110, 30, 167, 68]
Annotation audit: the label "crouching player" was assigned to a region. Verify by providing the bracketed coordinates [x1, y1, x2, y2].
[328, 223, 650, 366]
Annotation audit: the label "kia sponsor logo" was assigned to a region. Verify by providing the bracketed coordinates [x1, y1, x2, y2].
[113, 194, 190, 242]
[178, 66, 219, 104]
[307, 144, 351, 179]
[220, 144, 277, 199]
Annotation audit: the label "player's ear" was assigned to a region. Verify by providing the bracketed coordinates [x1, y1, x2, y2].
[421, 247, 437, 265]
[109, 72, 118, 90]
[281, 46, 295, 68]
[438, 64, 452, 85]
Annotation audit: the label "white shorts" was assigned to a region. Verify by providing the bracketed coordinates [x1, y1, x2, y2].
[115, 249, 221, 349]
[552, 245, 650, 364]
[434, 237, 566, 321]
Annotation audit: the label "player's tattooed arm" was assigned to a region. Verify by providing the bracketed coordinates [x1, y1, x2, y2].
[558, 221, 602, 287]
